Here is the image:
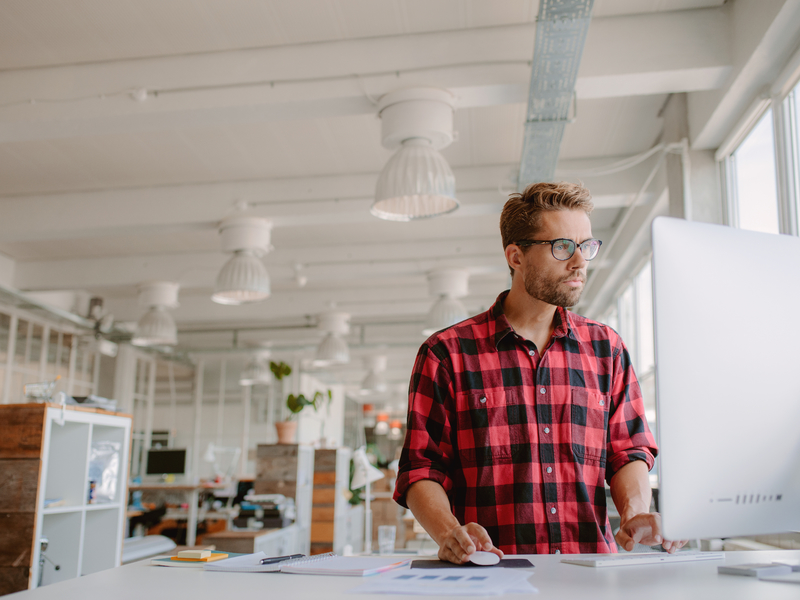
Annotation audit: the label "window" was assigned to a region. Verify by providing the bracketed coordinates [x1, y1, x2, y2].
[731, 108, 780, 234]
[598, 259, 656, 419]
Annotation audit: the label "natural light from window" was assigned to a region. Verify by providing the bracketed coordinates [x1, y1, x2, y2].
[733, 108, 780, 234]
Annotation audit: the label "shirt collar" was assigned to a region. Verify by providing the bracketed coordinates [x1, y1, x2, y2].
[489, 290, 575, 350]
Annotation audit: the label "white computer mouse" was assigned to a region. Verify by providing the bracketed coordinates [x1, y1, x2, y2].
[468, 551, 501, 566]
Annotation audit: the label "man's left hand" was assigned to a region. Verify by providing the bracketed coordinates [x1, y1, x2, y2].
[616, 512, 688, 554]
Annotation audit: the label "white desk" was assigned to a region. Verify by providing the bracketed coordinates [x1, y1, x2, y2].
[11, 550, 800, 599]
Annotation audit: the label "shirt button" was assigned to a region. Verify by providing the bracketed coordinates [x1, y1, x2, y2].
[554, 550, 561, 555]
[546, 467, 553, 473]
[544, 427, 550, 434]
[479, 397, 486, 404]
[528, 350, 535, 356]
[539, 387, 546, 394]
[599, 399, 605, 406]
[551, 507, 557, 514]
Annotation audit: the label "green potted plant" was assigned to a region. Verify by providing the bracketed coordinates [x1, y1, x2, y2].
[271, 361, 333, 444]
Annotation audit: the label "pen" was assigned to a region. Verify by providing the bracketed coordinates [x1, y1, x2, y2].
[260, 554, 305, 565]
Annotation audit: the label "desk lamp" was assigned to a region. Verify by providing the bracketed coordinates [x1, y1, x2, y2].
[351, 446, 385, 554]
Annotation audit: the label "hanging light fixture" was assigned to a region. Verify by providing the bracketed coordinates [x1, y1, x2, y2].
[360, 355, 388, 395]
[239, 351, 272, 386]
[371, 88, 459, 221]
[212, 216, 272, 305]
[314, 310, 351, 366]
[388, 420, 404, 440]
[422, 269, 470, 336]
[132, 281, 179, 346]
[374, 413, 390, 436]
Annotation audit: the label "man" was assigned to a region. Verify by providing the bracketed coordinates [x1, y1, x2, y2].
[394, 182, 683, 563]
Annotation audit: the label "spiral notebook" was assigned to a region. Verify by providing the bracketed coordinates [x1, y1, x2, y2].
[279, 554, 411, 576]
[203, 552, 410, 576]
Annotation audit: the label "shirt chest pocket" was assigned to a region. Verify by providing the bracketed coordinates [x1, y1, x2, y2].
[455, 392, 531, 467]
[570, 389, 610, 464]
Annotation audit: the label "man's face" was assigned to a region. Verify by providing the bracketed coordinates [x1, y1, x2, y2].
[515, 209, 592, 308]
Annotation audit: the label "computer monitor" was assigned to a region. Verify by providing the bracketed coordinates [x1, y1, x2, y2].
[145, 448, 187, 476]
[651, 216, 800, 541]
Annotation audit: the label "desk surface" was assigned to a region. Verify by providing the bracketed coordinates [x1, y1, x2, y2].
[12, 550, 800, 600]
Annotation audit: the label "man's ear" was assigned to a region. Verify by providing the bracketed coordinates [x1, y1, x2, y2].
[505, 244, 522, 273]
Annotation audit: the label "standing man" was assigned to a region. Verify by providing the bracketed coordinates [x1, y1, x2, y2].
[394, 182, 679, 563]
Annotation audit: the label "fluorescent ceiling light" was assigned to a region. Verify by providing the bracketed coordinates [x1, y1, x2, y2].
[314, 332, 349, 366]
[212, 216, 272, 305]
[372, 88, 459, 222]
[213, 250, 271, 305]
[422, 269, 469, 336]
[132, 306, 177, 347]
[239, 353, 272, 386]
[422, 296, 468, 337]
[371, 139, 458, 221]
[360, 355, 388, 395]
[314, 311, 351, 366]
[132, 281, 179, 347]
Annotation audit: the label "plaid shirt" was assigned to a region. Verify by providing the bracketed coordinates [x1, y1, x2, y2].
[394, 291, 657, 555]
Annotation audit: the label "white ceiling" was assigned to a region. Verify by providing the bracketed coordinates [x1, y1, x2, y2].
[0, 0, 796, 392]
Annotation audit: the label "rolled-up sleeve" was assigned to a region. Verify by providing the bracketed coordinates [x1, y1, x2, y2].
[393, 343, 455, 508]
[605, 344, 658, 485]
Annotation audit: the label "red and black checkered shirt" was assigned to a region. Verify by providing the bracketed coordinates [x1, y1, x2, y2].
[394, 291, 658, 555]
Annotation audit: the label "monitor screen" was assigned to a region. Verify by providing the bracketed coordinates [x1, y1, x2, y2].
[145, 448, 187, 476]
[651, 217, 800, 540]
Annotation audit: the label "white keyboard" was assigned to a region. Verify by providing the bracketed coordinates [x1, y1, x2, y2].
[561, 552, 725, 568]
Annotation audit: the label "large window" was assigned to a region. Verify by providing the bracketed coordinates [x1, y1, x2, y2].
[731, 108, 780, 234]
[599, 259, 655, 422]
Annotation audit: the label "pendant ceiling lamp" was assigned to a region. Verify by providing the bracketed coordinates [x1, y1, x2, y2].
[132, 281, 179, 346]
[371, 88, 459, 221]
[239, 351, 272, 386]
[212, 216, 272, 305]
[360, 355, 388, 395]
[314, 310, 351, 367]
[422, 269, 469, 336]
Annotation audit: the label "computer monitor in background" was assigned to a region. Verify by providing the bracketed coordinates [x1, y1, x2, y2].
[145, 448, 187, 477]
[651, 216, 800, 541]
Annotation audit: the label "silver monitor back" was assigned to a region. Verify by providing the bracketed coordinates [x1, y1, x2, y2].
[652, 216, 800, 540]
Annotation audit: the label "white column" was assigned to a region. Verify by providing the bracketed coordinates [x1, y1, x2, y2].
[662, 93, 692, 221]
[3, 314, 18, 404]
[142, 359, 156, 474]
[240, 385, 251, 476]
[66, 333, 78, 396]
[168, 362, 177, 445]
[216, 360, 226, 446]
[192, 359, 205, 481]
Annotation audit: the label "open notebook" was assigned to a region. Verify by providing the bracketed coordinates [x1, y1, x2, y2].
[203, 552, 411, 576]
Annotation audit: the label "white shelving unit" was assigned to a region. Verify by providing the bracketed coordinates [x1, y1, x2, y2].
[0, 403, 132, 591]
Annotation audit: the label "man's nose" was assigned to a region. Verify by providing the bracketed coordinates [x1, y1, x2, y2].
[568, 248, 588, 269]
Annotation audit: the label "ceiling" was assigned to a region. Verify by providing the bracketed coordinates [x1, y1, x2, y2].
[0, 0, 796, 393]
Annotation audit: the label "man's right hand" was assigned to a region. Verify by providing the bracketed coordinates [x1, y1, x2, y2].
[437, 522, 504, 564]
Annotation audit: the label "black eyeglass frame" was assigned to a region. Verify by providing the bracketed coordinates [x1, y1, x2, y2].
[513, 238, 603, 261]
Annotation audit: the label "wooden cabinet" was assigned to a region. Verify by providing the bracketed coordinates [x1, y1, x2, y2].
[0, 403, 131, 595]
[254, 444, 314, 556]
[310, 448, 362, 555]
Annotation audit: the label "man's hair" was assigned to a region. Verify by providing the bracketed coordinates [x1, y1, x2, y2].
[500, 181, 594, 275]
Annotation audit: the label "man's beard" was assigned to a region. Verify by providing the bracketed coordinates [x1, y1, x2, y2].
[522, 268, 585, 308]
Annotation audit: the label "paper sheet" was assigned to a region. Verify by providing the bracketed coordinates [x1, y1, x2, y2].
[349, 568, 537, 595]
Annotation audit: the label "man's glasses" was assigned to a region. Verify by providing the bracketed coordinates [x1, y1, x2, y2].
[514, 238, 603, 261]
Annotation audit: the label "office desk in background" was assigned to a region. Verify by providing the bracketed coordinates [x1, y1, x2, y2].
[9, 550, 800, 600]
[127, 484, 225, 546]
